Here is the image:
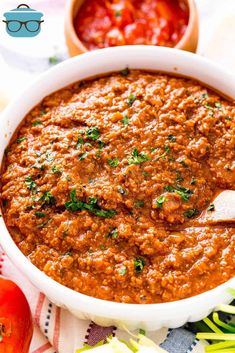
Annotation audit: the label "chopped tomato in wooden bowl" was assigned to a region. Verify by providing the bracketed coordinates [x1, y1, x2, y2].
[74, 0, 189, 50]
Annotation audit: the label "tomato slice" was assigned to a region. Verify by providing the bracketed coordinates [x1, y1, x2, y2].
[0, 276, 33, 353]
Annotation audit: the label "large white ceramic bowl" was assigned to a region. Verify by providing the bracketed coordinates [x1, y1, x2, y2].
[0, 46, 235, 331]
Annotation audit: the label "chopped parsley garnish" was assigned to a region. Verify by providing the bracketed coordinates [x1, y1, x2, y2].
[156, 195, 167, 208]
[115, 10, 122, 17]
[100, 245, 107, 251]
[127, 93, 136, 107]
[40, 164, 45, 171]
[168, 134, 176, 142]
[207, 204, 215, 212]
[48, 55, 59, 65]
[76, 137, 84, 149]
[66, 175, 71, 181]
[164, 185, 193, 201]
[32, 120, 42, 126]
[128, 148, 150, 165]
[205, 103, 214, 110]
[180, 160, 188, 168]
[164, 145, 171, 153]
[45, 152, 54, 162]
[176, 171, 184, 182]
[52, 166, 62, 174]
[118, 266, 127, 275]
[25, 176, 37, 192]
[65, 189, 116, 218]
[41, 109, 47, 115]
[134, 257, 145, 273]
[121, 67, 129, 76]
[37, 219, 51, 229]
[86, 127, 100, 141]
[122, 115, 130, 126]
[98, 140, 106, 150]
[135, 200, 144, 207]
[225, 116, 231, 121]
[35, 211, 46, 218]
[201, 93, 209, 100]
[39, 192, 56, 206]
[16, 136, 26, 144]
[190, 177, 197, 185]
[143, 171, 149, 178]
[215, 102, 222, 108]
[78, 152, 87, 160]
[184, 208, 199, 218]
[108, 158, 119, 167]
[106, 228, 118, 239]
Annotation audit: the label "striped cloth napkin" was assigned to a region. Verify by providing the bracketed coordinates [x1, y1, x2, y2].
[0, 247, 208, 353]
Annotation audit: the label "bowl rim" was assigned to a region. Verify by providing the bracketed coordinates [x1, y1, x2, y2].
[65, 0, 198, 54]
[0, 46, 235, 321]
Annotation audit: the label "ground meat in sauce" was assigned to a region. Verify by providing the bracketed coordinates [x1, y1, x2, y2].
[1, 70, 235, 304]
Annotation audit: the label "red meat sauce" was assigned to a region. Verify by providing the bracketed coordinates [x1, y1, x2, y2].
[1, 70, 235, 304]
[74, 0, 189, 50]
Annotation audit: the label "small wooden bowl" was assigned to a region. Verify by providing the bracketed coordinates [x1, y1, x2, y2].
[65, 0, 199, 57]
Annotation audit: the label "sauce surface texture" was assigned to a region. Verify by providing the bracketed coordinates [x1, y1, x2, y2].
[1, 70, 235, 304]
[74, 0, 189, 50]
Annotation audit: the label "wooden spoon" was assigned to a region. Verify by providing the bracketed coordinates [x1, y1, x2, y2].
[199, 190, 235, 224]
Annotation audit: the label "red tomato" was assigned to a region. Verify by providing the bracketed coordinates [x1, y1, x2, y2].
[0, 276, 33, 353]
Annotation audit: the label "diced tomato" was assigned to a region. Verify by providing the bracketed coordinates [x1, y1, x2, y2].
[106, 28, 126, 46]
[124, 22, 146, 44]
[75, 0, 189, 50]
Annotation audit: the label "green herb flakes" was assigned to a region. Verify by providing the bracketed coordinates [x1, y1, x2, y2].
[122, 115, 130, 126]
[76, 137, 85, 149]
[39, 192, 56, 206]
[107, 228, 118, 239]
[134, 257, 145, 273]
[176, 171, 184, 182]
[108, 158, 119, 167]
[190, 177, 197, 185]
[156, 195, 167, 208]
[35, 211, 46, 218]
[86, 127, 100, 141]
[78, 152, 87, 160]
[184, 208, 199, 219]
[16, 136, 26, 144]
[207, 203, 215, 212]
[32, 120, 42, 126]
[168, 134, 176, 142]
[52, 166, 62, 174]
[118, 266, 127, 275]
[45, 152, 54, 162]
[25, 176, 37, 192]
[121, 67, 129, 76]
[128, 148, 150, 165]
[127, 93, 136, 107]
[65, 189, 116, 218]
[215, 102, 222, 108]
[135, 200, 145, 207]
[48, 55, 59, 65]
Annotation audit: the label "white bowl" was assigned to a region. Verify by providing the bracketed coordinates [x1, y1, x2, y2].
[0, 46, 235, 331]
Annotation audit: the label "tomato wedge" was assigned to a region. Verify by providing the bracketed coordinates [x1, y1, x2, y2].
[0, 276, 33, 353]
